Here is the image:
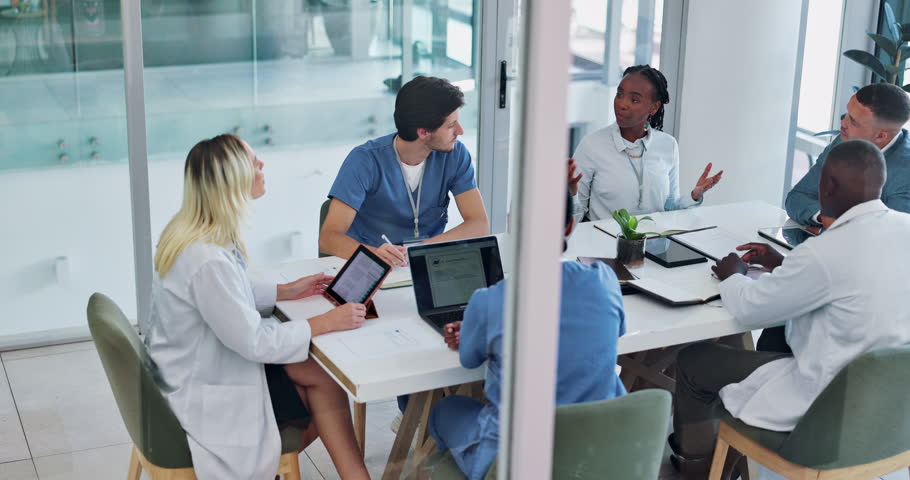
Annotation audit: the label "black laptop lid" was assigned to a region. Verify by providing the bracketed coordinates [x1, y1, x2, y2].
[408, 236, 504, 313]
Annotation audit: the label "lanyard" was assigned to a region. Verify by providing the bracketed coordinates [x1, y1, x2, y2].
[393, 137, 425, 239]
[626, 150, 645, 209]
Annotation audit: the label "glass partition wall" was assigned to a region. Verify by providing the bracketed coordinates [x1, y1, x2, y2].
[0, 1, 135, 344]
[0, 0, 482, 342]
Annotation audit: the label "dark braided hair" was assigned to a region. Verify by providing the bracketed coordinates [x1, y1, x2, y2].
[622, 65, 670, 131]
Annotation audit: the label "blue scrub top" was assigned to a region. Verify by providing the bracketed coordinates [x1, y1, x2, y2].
[328, 133, 477, 246]
[458, 260, 627, 447]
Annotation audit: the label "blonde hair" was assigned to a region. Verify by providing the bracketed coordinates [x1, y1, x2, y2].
[154, 134, 255, 278]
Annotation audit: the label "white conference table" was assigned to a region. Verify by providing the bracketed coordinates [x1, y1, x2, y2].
[252, 200, 792, 478]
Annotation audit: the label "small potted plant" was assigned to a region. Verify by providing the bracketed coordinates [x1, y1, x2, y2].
[612, 208, 655, 266]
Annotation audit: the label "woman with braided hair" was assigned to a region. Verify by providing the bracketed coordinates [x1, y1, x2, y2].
[570, 64, 723, 220]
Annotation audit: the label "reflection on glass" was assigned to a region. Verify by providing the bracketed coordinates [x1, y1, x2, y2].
[568, 0, 664, 154]
[0, 1, 479, 342]
[0, 0, 134, 339]
[570, 0, 663, 76]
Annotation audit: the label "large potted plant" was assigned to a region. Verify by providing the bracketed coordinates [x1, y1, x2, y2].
[612, 208, 655, 267]
[843, 2, 910, 91]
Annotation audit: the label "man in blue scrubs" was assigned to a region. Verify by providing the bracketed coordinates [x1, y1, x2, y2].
[319, 76, 490, 266]
[426, 190, 627, 480]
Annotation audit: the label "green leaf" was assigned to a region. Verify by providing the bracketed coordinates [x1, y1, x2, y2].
[639, 216, 653, 223]
[612, 210, 624, 226]
[884, 2, 901, 42]
[904, 84, 910, 93]
[868, 33, 898, 59]
[883, 63, 910, 75]
[843, 50, 890, 81]
[629, 216, 638, 230]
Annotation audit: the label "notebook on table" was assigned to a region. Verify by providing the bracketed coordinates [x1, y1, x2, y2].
[625, 277, 720, 306]
[669, 227, 750, 261]
[576, 257, 640, 295]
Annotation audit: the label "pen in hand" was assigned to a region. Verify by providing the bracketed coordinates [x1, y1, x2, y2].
[380, 234, 408, 267]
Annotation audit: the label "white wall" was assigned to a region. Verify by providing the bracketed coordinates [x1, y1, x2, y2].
[676, 0, 806, 207]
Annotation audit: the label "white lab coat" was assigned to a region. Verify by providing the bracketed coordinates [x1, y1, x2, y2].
[144, 242, 312, 479]
[718, 200, 910, 431]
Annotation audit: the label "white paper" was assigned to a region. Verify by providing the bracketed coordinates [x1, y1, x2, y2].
[276, 295, 335, 321]
[670, 228, 750, 261]
[316, 322, 442, 359]
[279, 258, 344, 282]
[383, 266, 413, 286]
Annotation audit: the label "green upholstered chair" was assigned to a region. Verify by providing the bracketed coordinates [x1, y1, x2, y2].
[709, 345, 910, 480]
[421, 389, 672, 479]
[86, 293, 303, 480]
[319, 199, 332, 258]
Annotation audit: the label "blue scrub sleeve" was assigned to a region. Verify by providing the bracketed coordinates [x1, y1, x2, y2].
[449, 146, 478, 197]
[328, 147, 378, 211]
[459, 288, 490, 369]
[591, 262, 626, 337]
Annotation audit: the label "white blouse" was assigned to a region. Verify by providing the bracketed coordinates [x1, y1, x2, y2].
[573, 123, 699, 221]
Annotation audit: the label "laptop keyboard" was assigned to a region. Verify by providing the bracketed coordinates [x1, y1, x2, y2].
[426, 310, 465, 327]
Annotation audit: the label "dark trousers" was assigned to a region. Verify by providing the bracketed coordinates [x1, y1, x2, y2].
[756, 325, 793, 354]
[673, 342, 791, 458]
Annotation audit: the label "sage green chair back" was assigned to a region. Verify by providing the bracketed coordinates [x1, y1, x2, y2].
[87, 292, 193, 468]
[423, 389, 672, 479]
[319, 199, 331, 258]
[776, 345, 910, 470]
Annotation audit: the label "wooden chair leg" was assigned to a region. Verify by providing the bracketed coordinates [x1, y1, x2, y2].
[277, 451, 301, 480]
[127, 446, 142, 480]
[709, 430, 731, 480]
[353, 401, 367, 454]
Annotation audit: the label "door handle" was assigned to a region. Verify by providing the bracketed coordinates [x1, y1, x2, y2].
[499, 60, 507, 109]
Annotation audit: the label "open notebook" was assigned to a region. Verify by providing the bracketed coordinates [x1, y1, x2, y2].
[626, 275, 721, 306]
[380, 266, 413, 289]
[669, 227, 750, 261]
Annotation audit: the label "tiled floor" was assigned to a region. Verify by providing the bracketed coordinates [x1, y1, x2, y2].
[0, 341, 907, 479]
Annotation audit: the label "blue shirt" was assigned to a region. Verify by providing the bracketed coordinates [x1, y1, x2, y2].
[459, 260, 627, 447]
[785, 129, 910, 225]
[328, 133, 477, 246]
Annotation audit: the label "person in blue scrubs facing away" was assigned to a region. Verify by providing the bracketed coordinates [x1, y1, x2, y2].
[426, 190, 627, 480]
[319, 76, 490, 267]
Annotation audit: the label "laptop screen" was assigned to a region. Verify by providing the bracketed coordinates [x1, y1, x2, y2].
[409, 236, 504, 311]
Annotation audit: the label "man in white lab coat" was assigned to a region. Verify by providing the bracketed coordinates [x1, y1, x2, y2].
[668, 139, 910, 478]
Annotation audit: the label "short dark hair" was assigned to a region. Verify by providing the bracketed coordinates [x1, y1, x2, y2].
[825, 139, 886, 186]
[856, 83, 910, 126]
[622, 65, 670, 131]
[394, 76, 465, 141]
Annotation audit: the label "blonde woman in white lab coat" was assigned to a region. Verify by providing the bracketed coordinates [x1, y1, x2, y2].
[145, 134, 371, 479]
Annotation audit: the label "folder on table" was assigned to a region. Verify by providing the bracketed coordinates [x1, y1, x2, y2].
[626, 277, 720, 306]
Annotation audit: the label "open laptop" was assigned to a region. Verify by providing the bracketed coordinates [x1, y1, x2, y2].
[408, 236, 505, 333]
